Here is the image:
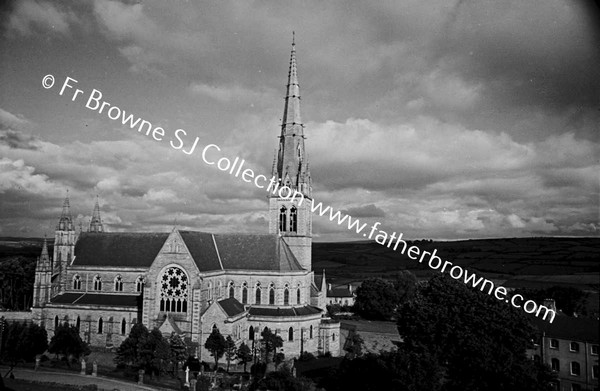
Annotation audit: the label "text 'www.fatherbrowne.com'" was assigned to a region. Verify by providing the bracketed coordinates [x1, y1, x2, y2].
[42, 74, 556, 323]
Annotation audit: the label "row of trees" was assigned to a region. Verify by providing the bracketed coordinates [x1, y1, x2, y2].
[115, 323, 189, 378]
[0, 256, 36, 310]
[203, 326, 285, 374]
[320, 275, 557, 391]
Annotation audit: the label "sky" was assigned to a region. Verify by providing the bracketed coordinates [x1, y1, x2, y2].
[0, 0, 598, 241]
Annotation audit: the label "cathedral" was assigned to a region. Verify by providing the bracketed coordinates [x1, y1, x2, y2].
[31, 39, 340, 360]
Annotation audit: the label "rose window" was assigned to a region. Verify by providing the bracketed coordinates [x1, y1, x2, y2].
[159, 266, 188, 313]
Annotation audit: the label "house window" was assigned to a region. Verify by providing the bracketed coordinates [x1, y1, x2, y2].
[255, 283, 262, 304]
[290, 207, 297, 232]
[570, 342, 580, 352]
[288, 327, 294, 341]
[121, 319, 126, 335]
[98, 318, 103, 334]
[592, 345, 599, 355]
[114, 275, 123, 292]
[93, 275, 102, 291]
[279, 206, 287, 232]
[72, 275, 81, 290]
[135, 276, 144, 292]
[159, 266, 188, 313]
[551, 358, 560, 372]
[550, 339, 559, 349]
[571, 361, 581, 376]
[269, 283, 275, 305]
[284, 286, 290, 305]
[242, 283, 248, 304]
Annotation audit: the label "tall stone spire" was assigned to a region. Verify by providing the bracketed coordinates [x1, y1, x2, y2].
[57, 191, 74, 231]
[275, 33, 311, 198]
[89, 195, 104, 233]
[40, 235, 50, 268]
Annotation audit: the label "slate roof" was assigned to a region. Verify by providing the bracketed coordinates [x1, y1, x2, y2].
[73, 232, 169, 267]
[211, 233, 303, 272]
[248, 305, 322, 317]
[327, 287, 354, 298]
[50, 292, 140, 307]
[530, 315, 599, 343]
[72, 230, 304, 272]
[217, 297, 246, 317]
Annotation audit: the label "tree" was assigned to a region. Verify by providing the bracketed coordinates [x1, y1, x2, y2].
[224, 335, 236, 372]
[19, 322, 48, 361]
[169, 332, 187, 374]
[515, 286, 589, 317]
[204, 328, 226, 371]
[236, 342, 252, 373]
[392, 270, 418, 304]
[274, 352, 285, 369]
[397, 275, 556, 391]
[48, 322, 90, 364]
[343, 332, 363, 359]
[260, 328, 283, 363]
[115, 322, 148, 368]
[254, 367, 314, 391]
[353, 278, 399, 320]
[138, 328, 171, 378]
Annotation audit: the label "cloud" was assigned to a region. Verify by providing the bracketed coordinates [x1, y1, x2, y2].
[6, 0, 78, 36]
[342, 204, 386, 218]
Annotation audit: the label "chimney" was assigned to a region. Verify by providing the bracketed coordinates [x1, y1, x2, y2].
[542, 298, 557, 313]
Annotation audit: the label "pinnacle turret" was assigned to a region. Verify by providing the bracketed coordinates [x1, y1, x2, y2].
[57, 191, 74, 231]
[89, 195, 104, 233]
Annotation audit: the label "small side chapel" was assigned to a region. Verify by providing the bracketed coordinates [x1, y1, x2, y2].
[31, 38, 340, 360]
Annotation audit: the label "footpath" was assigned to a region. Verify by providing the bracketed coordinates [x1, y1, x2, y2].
[1, 365, 166, 391]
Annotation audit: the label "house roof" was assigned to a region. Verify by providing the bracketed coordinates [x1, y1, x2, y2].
[50, 292, 140, 307]
[327, 287, 354, 298]
[72, 230, 304, 272]
[248, 305, 322, 317]
[530, 315, 599, 343]
[73, 232, 169, 267]
[217, 297, 246, 317]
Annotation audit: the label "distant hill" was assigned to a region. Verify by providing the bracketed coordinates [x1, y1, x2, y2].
[313, 237, 600, 288]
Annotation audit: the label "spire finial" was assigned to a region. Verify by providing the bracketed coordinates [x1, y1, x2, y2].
[89, 195, 104, 233]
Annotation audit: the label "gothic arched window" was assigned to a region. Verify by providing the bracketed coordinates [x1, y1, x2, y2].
[207, 282, 213, 300]
[288, 327, 294, 341]
[297, 285, 301, 304]
[310, 325, 313, 339]
[284, 285, 290, 305]
[93, 275, 102, 291]
[114, 275, 123, 292]
[98, 318, 103, 334]
[242, 282, 248, 304]
[228, 281, 235, 299]
[159, 266, 188, 313]
[76, 316, 80, 331]
[255, 283, 262, 305]
[290, 207, 298, 232]
[269, 283, 275, 305]
[73, 274, 81, 290]
[135, 276, 144, 292]
[249, 325, 254, 340]
[279, 206, 287, 232]
[54, 316, 59, 329]
[121, 318, 126, 335]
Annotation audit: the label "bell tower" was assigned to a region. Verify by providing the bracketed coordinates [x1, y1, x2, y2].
[269, 34, 313, 271]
